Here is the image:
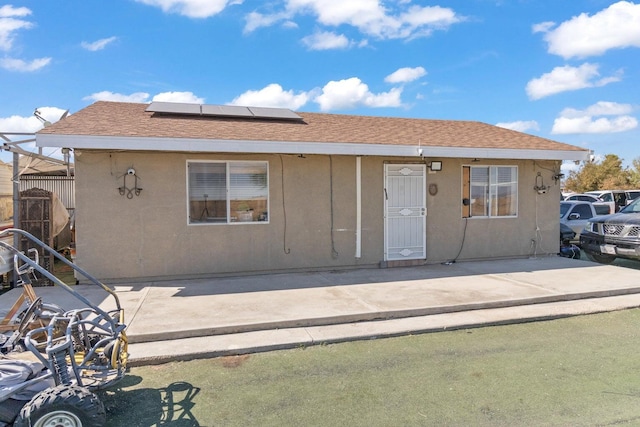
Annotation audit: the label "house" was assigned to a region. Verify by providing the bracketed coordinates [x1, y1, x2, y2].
[36, 101, 588, 282]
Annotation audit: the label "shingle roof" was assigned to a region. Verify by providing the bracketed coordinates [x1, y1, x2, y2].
[38, 101, 585, 154]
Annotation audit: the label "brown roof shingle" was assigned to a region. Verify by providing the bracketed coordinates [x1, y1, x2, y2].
[38, 101, 585, 153]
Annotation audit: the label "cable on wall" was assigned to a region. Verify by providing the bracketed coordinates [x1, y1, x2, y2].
[444, 217, 468, 265]
[279, 154, 290, 255]
[329, 155, 339, 259]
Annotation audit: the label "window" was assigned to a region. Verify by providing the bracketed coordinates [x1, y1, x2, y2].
[572, 204, 593, 219]
[463, 166, 517, 218]
[188, 161, 269, 224]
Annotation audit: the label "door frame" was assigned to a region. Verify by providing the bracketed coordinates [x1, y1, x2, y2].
[383, 163, 427, 261]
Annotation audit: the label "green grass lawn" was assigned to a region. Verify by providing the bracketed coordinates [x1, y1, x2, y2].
[102, 308, 640, 427]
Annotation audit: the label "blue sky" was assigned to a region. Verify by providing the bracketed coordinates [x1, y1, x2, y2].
[1, 1, 639, 172]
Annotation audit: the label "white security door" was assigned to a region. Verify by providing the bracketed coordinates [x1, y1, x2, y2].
[384, 164, 426, 261]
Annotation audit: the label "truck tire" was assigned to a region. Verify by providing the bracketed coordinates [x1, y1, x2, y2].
[14, 384, 106, 427]
[585, 252, 616, 264]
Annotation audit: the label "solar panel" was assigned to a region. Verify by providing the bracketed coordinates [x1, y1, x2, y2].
[146, 102, 303, 121]
[146, 102, 200, 115]
[201, 104, 253, 117]
[249, 107, 302, 120]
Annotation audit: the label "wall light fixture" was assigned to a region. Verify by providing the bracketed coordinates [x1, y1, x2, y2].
[429, 161, 442, 171]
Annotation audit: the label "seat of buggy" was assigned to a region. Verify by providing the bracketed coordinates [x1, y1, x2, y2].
[0, 357, 54, 400]
[0, 358, 53, 425]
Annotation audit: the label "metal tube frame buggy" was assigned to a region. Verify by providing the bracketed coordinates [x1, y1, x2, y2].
[0, 228, 128, 427]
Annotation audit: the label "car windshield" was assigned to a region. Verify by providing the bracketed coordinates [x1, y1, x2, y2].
[560, 203, 570, 218]
[620, 197, 640, 213]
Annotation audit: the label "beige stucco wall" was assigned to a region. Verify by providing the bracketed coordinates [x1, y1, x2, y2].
[74, 150, 560, 281]
[424, 158, 560, 262]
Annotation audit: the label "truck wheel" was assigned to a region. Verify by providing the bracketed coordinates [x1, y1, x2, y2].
[585, 252, 616, 264]
[14, 384, 106, 427]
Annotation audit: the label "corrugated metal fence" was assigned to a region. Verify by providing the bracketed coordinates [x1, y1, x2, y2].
[19, 176, 75, 210]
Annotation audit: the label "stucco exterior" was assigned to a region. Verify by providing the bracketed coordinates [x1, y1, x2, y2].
[74, 149, 560, 281]
[34, 101, 587, 282]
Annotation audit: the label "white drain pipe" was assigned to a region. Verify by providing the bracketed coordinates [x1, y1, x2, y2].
[356, 156, 362, 258]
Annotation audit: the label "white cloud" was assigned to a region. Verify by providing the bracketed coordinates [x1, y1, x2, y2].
[540, 1, 640, 59]
[314, 77, 403, 111]
[552, 116, 637, 134]
[495, 120, 540, 133]
[385, 66, 426, 84]
[532, 21, 554, 34]
[559, 101, 633, 119]
[244, 11, 291, 33]
[245, 2, 463, 41]
[301, 31, 350, 50]
[282, 20, 299, 29]
[229, 78, 406, 112]
[81, 36, 117, 52]
[230, 84, 310, 109]
[552, 101, 638, 134]
[0, 57, 51, 72]
[83, 91, 151, 103]
[0, 107, 69, 133]
[82, 90, 204, 104]
[525, 63, 621, 100]
[0, 115, 43, 134]
[152, 91, 205, 103]
[0, 5, 31, 18]
[0, 5, 53, 73]
[561, 160, 580, 175]
[135, 0, 241, 18]
[398, 5, 460, 38]
[0, 5, 32, 51]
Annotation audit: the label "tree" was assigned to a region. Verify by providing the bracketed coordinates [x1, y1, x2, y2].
[630, 158, 640, 188]
[564, 154, 638, 192]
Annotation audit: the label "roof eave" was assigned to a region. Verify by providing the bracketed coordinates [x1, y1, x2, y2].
[36, 134, 590, 162]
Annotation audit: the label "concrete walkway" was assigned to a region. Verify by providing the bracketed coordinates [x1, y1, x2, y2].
[2, 256, 640, 366]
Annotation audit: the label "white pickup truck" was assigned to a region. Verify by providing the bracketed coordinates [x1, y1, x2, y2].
[560, 201, 608, 243]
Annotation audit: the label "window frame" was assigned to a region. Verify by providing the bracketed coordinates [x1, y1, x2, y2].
[186, 160, 270, 225]
[462, 165, 518, 219]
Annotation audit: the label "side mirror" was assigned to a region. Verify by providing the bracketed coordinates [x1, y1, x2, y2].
[568, 213, 580, 220]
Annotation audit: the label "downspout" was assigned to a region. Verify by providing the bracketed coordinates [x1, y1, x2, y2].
[355, 156, 362, 258]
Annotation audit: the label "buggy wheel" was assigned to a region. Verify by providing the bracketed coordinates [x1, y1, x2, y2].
[105, 333, 129, 370]
[14, 384, 106, 427]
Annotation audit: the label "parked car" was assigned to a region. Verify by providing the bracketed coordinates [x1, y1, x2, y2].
[580, 196, 640, 264]
[563, 193, 610, 214]
[585, 190, 640, 213]
[563, 193, 602, 203]
[560, 201, 604, 243]
[625, 190, 640, 204]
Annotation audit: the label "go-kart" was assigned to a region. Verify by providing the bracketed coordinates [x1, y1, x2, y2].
[0, 229, 128, 427]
